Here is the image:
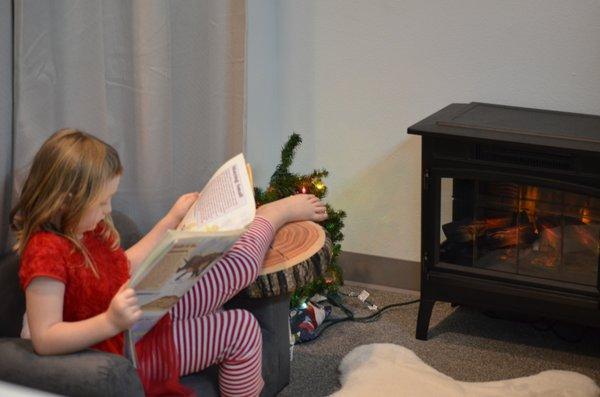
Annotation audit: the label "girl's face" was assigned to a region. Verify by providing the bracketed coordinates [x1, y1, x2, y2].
[75, 176, 120, 237]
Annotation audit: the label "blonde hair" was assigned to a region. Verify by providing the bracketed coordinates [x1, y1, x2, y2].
[10, 129, 123, 275]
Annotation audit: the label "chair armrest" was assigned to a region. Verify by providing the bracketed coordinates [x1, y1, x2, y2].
[226, 294, 291, 397]
[0, 338, 144, 397]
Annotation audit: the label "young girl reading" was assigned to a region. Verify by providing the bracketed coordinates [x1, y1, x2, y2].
[11, 129, 328, 397]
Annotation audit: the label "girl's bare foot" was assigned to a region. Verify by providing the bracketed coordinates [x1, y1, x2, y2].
[256, 194, 328, 231]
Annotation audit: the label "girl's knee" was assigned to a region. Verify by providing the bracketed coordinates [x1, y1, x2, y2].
[234, 309, 261, 335]
[230, 309, 262, 355]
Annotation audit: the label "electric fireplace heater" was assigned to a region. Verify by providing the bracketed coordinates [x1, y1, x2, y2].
[408, 102, 600, 340]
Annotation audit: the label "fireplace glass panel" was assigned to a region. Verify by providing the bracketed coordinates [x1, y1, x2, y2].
[439, 178, 599, 286]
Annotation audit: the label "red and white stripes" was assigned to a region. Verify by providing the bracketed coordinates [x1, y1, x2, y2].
[170, 217, 274, 397]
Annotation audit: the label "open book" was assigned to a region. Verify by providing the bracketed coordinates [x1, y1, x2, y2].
[124, 153, 255, 366]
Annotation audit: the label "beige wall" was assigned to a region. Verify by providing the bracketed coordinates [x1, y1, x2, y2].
[246, 0, 600, 262]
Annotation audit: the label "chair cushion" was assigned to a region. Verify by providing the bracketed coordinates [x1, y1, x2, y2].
[0, 338, 144, 397]
[0, 252, 25, 337]
[111, 210, 142, 249]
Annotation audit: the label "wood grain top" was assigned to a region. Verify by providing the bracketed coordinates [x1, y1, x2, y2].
[260, 221, 326, 275]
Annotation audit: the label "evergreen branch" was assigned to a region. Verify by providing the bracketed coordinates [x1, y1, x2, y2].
[310, 169, 329, 179]
[269, 133, 302, 186]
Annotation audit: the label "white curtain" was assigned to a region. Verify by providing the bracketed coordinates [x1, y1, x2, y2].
[6, 0, 246, 243]
[0, 0, 13, 254]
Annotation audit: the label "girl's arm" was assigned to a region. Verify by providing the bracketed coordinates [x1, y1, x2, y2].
[125, 192, 198, 275]
[26, 277, 140, 355]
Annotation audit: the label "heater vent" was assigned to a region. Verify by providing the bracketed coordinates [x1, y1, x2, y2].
[473, 145, 573, 171]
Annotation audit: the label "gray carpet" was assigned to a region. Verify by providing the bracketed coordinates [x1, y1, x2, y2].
[277, 284, 600, 396]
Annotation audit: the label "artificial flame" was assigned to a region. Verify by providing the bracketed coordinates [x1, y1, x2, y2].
[522, 186, 539, 228]
[581, 207, 592, 225]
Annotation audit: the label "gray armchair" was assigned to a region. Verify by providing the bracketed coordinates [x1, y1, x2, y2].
[0, 211, 291, 396]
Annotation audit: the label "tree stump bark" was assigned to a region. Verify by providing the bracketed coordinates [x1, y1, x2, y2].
[243, 221, 333, 298]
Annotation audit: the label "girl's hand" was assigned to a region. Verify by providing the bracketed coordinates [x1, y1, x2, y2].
[106, 281, 142, 333]
[165, 192, 200, 227]
[126, 192, 200, 273]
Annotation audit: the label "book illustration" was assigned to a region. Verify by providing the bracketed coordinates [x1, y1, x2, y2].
[175, 252, 223, 281]
[141, 295, 180, 312]
[134, 244, 195, 291]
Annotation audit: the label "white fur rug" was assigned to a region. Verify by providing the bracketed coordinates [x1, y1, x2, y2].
[330, 344, 600, 397]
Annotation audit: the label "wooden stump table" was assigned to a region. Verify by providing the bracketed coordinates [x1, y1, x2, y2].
[243, 221, 333, 298]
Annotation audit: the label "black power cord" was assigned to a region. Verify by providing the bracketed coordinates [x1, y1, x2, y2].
[294, 293, 420, 344]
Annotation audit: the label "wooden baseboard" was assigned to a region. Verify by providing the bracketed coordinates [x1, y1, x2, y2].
[338, 251, 421, 292]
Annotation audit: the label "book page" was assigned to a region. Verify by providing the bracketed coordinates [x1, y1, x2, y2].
[129, 229, 244, 344]
[178, 153, 255, 232]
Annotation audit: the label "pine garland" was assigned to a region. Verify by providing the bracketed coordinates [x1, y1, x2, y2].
[254, 133, 347, 308]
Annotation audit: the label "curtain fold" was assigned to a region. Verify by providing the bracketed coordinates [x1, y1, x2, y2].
[0, 0, 13, 254]
[7, 0, 246, 238]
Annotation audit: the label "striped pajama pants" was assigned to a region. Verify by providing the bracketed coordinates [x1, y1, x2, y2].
[169, 217, 274, 397]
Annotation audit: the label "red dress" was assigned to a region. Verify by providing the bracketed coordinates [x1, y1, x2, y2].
[19, 223, 192, 396]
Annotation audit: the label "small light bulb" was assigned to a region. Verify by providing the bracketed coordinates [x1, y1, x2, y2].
[301, 186, 307, 194]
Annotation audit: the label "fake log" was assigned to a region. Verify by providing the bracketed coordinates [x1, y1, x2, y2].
[243, 221, 333, 299]
[442, 217, 514, 243]
[483, 224, 537, 249]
